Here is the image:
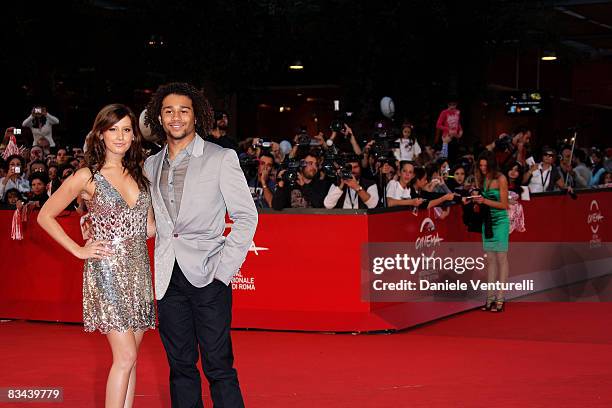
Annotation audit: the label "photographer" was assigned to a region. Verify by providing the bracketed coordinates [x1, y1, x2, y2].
[329, 123, 362, 155]
[362, 141, 396, 188]
[246, 152, 276, 208]
[272, 153, 329, 210]
[0, 155, 30, 200]
[324, 156, 379, 209]
[205, 110, 239, 151]
[22, 106, 59, 147]
[486, 127, 532, 168]
[288, 127, 326, 159]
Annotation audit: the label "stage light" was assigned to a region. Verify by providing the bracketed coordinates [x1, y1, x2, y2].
[289, 60, 304, 70]
[541, 50, 557, 61]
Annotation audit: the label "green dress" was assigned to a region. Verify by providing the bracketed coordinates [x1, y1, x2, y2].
[482, 181, 509, 252]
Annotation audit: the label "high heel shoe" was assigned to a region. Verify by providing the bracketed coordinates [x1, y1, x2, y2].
[491, 301, 505, 312]
[481, 301, 494, 311]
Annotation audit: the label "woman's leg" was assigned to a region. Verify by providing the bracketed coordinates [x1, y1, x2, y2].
[123, 330, 145, 408]
[485, 251, 498, 306]
[496, 251, 509, 303]
[105, 329, 138, 408]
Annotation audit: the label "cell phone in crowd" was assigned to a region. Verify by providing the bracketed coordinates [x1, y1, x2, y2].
[34, 107, 42, 114]
[14, 166, 21, 174]
[526, 156, 536, 166]
[13, 128, 22, 135]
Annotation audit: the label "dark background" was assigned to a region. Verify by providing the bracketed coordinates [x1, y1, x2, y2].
[3, 0, 611, 150]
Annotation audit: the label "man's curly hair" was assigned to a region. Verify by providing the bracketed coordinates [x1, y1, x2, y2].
[144, 82, 214, 141]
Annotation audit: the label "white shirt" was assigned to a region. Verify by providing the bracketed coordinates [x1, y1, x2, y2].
[0, 175, 31, 200]
[324, 183, 379, 209]
[23, 114, 59, 147]
[528, 164, 552, 193]
[386, 179, 413, 200]
[393, 138, 421, 161]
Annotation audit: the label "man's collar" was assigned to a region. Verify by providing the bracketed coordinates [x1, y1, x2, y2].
[164, 136, 197, 162]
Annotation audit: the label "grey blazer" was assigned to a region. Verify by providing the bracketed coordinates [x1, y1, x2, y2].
[144, 136, 258, 300]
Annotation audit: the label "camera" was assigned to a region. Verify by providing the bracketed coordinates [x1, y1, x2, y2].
[34, 107, 42, 114]
[13, 128, 22, 135]
[320, 148, 341, 182]
[295, 128, 312, 147]
[253, 138, 272, 149]
[494, 133, 514, 152]
[278, 159, 305, 188]
[367, 121, 399, 162]
[330, 120, 344, 133]
[340, 163, 353, 180]
[239, 156, 259, 180]
[329, 111, 354, 133]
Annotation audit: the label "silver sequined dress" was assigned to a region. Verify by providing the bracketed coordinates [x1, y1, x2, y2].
[82, 173, 156, 333]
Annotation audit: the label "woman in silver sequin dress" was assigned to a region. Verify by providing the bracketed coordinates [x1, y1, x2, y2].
[38, 104, 156, 408]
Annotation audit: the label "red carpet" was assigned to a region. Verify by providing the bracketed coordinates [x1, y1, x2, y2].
[1, 303, 612, 407]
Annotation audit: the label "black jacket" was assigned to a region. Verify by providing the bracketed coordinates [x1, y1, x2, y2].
[462, 202, 493, 239]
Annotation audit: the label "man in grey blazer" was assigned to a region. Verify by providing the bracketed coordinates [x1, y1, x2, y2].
[144, 82, 257, 408]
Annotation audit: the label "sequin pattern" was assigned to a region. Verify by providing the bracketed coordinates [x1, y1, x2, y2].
[82, 173, 155, 333]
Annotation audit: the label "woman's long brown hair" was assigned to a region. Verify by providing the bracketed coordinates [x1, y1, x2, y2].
[85, 104, 150, 190]
[475, 150, 500, 190]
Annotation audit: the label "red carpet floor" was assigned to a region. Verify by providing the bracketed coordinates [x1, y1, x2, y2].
[1, 303, 612, 408]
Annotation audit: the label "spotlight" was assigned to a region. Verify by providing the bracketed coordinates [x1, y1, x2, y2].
[541, 50, 557, 61]
[289, 60, 304, 70]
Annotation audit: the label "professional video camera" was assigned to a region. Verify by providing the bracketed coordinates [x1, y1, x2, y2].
[296, 127, 312, 147]
[321, 147, 341, 182]
[329, 110, 355, 133]
[494, 133, 514, 152]
[277, 158, 306, 188]
[320, 147, 358, 185]
[365, 121, 399, 163]
[239, 156, 259, 180]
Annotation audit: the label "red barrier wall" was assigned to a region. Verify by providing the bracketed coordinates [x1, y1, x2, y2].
[0, 190, 609, 332]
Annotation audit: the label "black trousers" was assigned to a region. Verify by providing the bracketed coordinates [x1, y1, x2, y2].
[158, 261, 244, 408]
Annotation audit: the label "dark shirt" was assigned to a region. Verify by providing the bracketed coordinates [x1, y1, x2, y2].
[205, 134, 239, 152]
[248, 176, 275, 209]
[27, 192, 49, 207]
[272, 177, 331, 210]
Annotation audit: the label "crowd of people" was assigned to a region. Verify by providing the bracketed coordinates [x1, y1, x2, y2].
[232, 104, 612, 214]
[1, 101, 611, 219]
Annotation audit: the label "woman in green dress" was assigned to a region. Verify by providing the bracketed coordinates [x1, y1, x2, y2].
[474, 151, 510, 312]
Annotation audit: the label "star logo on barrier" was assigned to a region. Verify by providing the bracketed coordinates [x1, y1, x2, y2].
[225, 223, 269, 255]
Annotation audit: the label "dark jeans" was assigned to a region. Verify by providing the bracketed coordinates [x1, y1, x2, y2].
[158, 261, 244, 408]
